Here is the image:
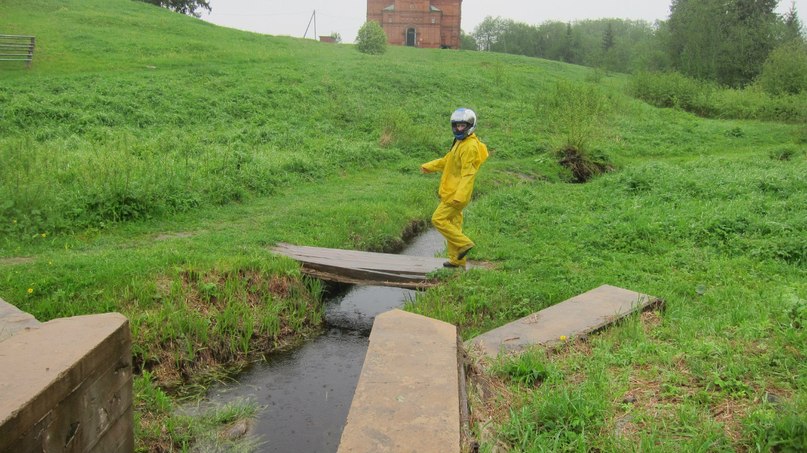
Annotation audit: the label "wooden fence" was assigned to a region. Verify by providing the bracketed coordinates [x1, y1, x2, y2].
[0, 34, 36, 68]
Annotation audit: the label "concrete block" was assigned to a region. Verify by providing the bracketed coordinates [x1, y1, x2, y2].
[339, 309, 460, 453]
[0, 313, 133, 453]
[89, 406, 134, 453]
[0, 298, 41, 343]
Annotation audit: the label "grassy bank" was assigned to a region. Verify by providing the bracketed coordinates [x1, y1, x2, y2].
[2, 0, 806, 451]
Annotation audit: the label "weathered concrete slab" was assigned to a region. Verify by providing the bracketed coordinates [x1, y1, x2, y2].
[0, 312, 133, 453]
[272, 243, 449, 288]
[468, 285, 660, 358]
[0, 298, 41, 343]
[338, 309, 461, 453]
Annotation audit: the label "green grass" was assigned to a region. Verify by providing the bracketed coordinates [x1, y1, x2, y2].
[1, 0, 806, 451]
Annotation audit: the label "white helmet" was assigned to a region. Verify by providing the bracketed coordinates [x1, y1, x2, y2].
[450, 108, 476, 140]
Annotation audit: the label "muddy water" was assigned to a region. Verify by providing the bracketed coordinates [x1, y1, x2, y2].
[204, 229, 445, 452]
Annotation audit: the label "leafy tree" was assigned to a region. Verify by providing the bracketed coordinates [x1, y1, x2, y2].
[483, 19, 541, 56]
[633, 21, 673, 72]
[722, 0, 779, 86]
[535, 21, 573, 61]
[460, 31, 478, 50]
[329, 32, 342, 44]
[138, 0, 210, 18]
[667, 0, 723, 81]
[668, 0, 780, 87]
[355, 21, 387, 55]
[757, 39, 807, 94]
[473, 16, 509, 51]
[471, 16, 661, 73]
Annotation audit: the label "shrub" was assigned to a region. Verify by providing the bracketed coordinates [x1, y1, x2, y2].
[631, 71, 807, 122]
[757, 40, 807, 96]
[535, 81, 615, 181]
[355, 21, 387, 55]
[629, 71, 715, 114]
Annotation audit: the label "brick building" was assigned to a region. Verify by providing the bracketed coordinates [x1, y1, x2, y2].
[366, 0, 462, 49]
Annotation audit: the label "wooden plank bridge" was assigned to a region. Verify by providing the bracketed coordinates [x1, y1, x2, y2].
[271, 243, 463, 289]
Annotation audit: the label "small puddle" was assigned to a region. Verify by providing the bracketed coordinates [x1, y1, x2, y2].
[202, 229, 445, 451]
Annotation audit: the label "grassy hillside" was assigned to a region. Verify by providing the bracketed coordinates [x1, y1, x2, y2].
[2, 0, 806, 451]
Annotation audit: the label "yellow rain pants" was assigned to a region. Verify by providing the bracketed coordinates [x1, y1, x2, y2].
[421, 133, 489, 266]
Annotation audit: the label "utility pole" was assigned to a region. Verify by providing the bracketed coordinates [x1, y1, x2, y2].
[303, 10, 317, 39]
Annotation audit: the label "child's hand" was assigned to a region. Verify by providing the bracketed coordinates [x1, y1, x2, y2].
[420, 166, 430, 174]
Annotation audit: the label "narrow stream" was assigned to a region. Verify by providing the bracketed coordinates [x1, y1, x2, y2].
[203, 229, 445, 452]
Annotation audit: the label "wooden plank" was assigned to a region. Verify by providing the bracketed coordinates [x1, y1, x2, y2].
[301, 268, 437, 289]
[467, 285, 661, 358]
[271, 243, 450, 286]
[300, 261, 430, 284]
[274, 243, 445, 274]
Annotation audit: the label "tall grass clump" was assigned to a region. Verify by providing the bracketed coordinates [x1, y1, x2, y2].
[127, 262, 323, 389]
[492, 348, 557, 387]
[377, 107, 443, 155]
[135, 370, 260, 452]
[535, 80, 615, 182]
[498, 370, 610, 450]
[0, 130, 279, 237]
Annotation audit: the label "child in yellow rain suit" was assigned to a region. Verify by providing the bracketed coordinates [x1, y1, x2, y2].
[421, 108, 489, 268]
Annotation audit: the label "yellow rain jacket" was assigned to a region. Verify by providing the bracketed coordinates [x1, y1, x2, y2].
[422, 133, 489, 205]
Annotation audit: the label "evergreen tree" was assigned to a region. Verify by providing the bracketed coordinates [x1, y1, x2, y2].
[561, 23, 581, 64]
[602, 23, 615, 52]
[781, 2, 805, 42]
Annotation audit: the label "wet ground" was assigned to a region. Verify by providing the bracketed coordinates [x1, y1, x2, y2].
[203, 229, 445, 452]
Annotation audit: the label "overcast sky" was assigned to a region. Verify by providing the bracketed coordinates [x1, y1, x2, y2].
[201, 0, 805, 43]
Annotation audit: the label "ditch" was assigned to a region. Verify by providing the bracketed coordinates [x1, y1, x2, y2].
[202, 228, 446, 452]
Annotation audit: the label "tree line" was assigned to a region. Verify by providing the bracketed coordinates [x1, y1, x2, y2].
[140, 0, 805, 92]
[463, 0, 805, 89]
